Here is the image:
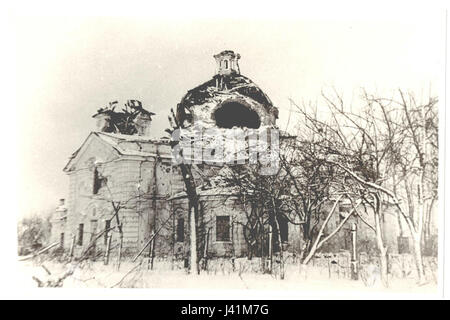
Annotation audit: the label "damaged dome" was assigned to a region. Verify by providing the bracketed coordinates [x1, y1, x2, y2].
[176, 51, 279, 129]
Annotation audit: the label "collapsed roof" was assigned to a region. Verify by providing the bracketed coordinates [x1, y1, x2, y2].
[176, 73, 279, 125]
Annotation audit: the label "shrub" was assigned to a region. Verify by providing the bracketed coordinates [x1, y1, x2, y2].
[17, 213, 52, 256]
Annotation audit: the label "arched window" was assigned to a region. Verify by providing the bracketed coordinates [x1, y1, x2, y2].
[224, 60, 228, 69]
[214, 101, 261, 129]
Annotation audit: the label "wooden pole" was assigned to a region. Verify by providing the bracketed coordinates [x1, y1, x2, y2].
[148, 230, 153, 259]
[104, 234, 112, 265]
[132, 213, 175, 263]
[91, 236, 97, 262]
[231, 220, 235, 272]
[189, 206, 197, 275]
[268, 225, 273, 273]
[350, 222, 358, 280]
[69, 235, 75, 261]
[117, 232, 123, 271]
[147, 238, 153, 270]
[133, 231, 158, 262]
[171, 206, 175, 270]
[203, 228, 210, 271]
[260, 233, 264, 272]
[150, 233, 156, 270]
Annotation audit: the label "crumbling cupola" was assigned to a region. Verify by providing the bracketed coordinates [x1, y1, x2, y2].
[214, 50, 241, 75]
[177, 51, 278, 128]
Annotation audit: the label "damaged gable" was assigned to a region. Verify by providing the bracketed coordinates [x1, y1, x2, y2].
[63, 132, 122, 173]
[64, 132, 173, 173]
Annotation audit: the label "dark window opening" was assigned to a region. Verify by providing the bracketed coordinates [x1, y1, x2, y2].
[93, 168, 101, 194]
[214, 102, 261, 129]
[398, 236, 410, 254]
[77, 224, 84, 246]
[279, 217, 289, 243]
[224, 60, 229, 69]
[216, 216, 231, 242]
[176, 218, 184, 242]
[344, 229, 351, 250]
[93, 167, 107, 194]
[104, 220, 111, 245]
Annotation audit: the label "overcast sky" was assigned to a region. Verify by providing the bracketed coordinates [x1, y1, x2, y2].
[14, 12, 444, 217]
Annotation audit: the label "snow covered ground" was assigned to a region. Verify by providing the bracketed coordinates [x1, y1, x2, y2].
[14, 257, 438, 298]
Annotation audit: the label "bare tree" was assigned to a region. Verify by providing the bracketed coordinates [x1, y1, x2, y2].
[290, 88, 438, 285]
[167, 108, 201, 275]
[220, 162, 294, 278]
[290, 92, 392, 285]
[362, 90, 438, 283]
[220, 139, 361, 277]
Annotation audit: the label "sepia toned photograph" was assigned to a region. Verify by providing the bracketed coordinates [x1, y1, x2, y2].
[4, 1, 447, 301]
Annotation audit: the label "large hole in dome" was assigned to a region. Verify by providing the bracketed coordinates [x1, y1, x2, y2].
[214, 101, 261, 129]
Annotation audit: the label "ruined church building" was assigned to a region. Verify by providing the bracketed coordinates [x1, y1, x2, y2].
[51, 51, 413, 261]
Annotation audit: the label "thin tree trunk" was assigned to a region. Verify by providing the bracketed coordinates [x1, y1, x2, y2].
[397, 204, 427, 283]
[231, 219, 236, 272]
[374, 207, 388, 287]
[412, 233, 425, 283]
[150, 233, 156, 270]
[302, 240, 318, 265]
[414, 151, 426, 283]
[117, 231, 123, 271]
[274, 217, 284, 280]
[189, 205, 198, 275]
[203, 228, 210, 271]
[408, 96, 427, 284]
[399, 173, 426, 283]
[392, 175, 404, 237]
[104, 234, 112, 265]
[260, 230, 265, 272]
[268, 225, 273, 273]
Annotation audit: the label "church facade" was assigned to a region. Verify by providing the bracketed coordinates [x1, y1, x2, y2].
[51, 51, 286, 260]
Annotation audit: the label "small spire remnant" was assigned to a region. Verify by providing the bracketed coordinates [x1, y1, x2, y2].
[214, 50, 241, 76]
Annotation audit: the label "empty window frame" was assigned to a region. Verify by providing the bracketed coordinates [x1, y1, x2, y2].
[77, 223, 84, 246]
[93, 168, 101, 194]
[279, 218, 289, 243]
[93, 167, 107, 194]
[216, 216, 230, 242]
[176, 218, 184, 242]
